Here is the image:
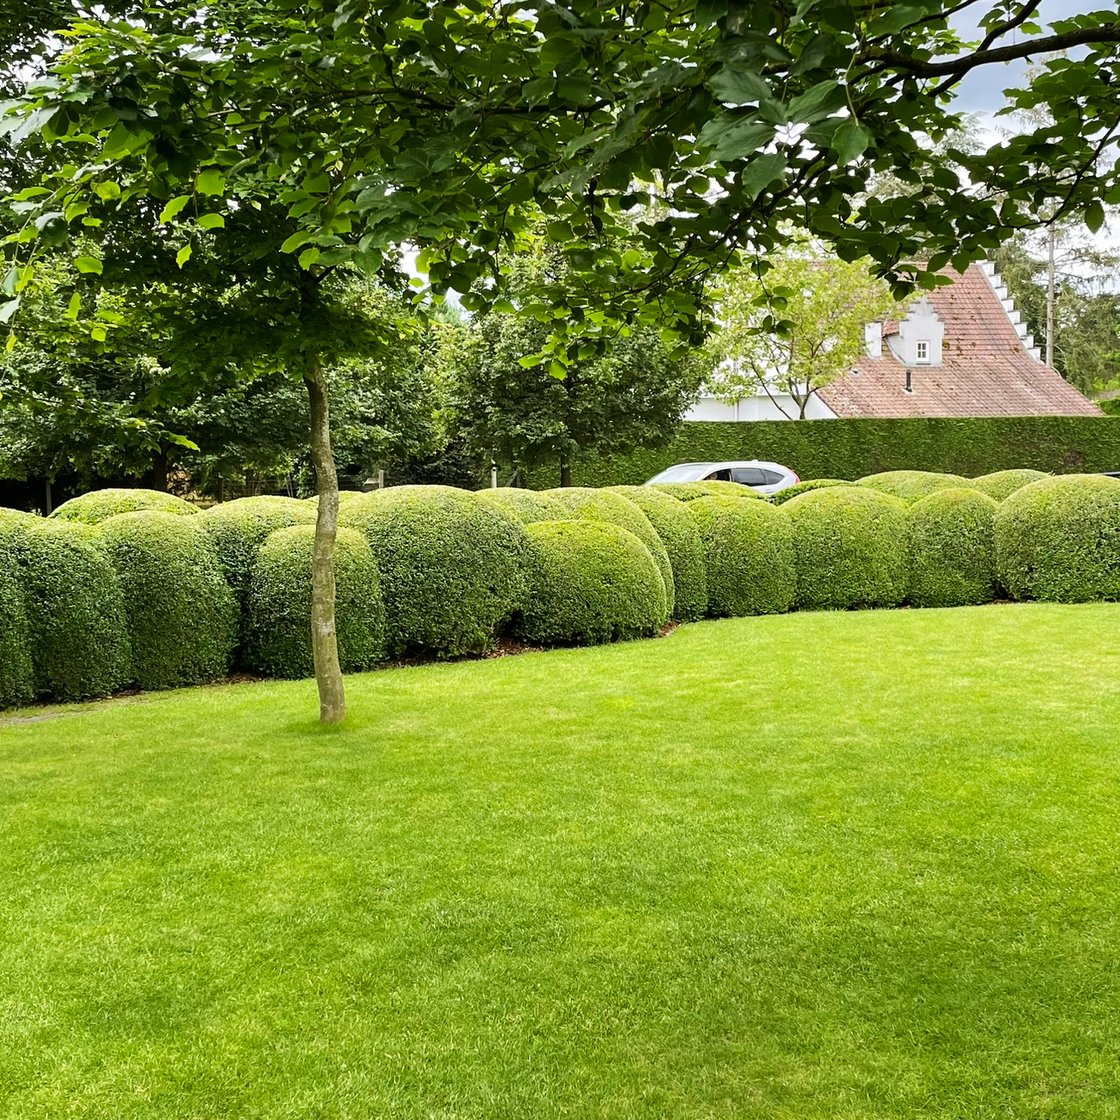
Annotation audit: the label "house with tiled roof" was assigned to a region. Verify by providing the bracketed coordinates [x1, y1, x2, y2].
[685, 261, 1102, 421]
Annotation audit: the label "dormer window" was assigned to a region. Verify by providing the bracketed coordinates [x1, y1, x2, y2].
[916, 340, 930, 363]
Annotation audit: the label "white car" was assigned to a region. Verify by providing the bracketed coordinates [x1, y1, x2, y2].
[645, 460, 800, 496]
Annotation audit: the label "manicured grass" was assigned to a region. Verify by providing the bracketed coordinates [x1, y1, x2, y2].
[3, 604, 1120, 1118]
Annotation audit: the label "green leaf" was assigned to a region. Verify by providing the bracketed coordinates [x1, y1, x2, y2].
[196, 212, 226, 230]
[159, 195, 190, 223]
[280, 230, 311, 254]
[1, 268, 18, 297]
[741, 153, 787, 199]
[74, 255, 103, 275]
[298, 246, 321, 269]
[165, 433, 200, 451]
[195, 169, 226, 195]
[93, 181, 121, 201]
[0, 298, 20, 324]
[788, 80, 844, 122]
[698, 113, 773, 161]
[65, 291, 81, 320]
[709, 68, 771, 105]
[831, 120, 871, 163]
[176, 244, 193, 268]
[90, 324, 107, 342]
[1085, 200, 1105, 234]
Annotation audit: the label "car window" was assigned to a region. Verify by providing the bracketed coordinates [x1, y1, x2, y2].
[706, 468, 733, 481]
[760, 470, 784, 485]
[730, 467, 767, 486]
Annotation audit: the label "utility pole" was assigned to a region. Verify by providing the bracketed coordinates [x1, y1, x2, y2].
[1046, 223, 1056, 368]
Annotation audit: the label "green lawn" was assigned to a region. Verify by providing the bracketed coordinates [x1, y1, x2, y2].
[3, 603, 1120, 1119]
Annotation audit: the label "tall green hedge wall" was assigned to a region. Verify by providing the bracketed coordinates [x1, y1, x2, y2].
[556, 417, 1120, 487]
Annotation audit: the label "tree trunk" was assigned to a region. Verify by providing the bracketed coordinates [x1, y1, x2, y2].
[559, 453, 571, 487]
[305, 357, 346, 724]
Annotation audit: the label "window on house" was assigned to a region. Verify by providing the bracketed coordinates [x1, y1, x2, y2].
[915, 339, 930, 363]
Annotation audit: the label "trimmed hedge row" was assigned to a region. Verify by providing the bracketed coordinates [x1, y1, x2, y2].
[340, 485, 528, 658]
[559, 417, 1120, 487]
[908, 489, 999, 608]
[6, 476, 1120, 710]
[518, 520, 668, 645]
[51, 487, 199, 523]
[996, 475, 1120, 602]
[785, 487, 909, 610]
[609, 486, 708, 622]
[545, 487, 674, 610]
[246, 526, 385, 678]
[687, 496, 796, 617]
[101, 512, 238, 691]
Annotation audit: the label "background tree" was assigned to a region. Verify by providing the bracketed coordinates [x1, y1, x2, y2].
[992, 230, 1120, 398]
[708, 250, 901, 419]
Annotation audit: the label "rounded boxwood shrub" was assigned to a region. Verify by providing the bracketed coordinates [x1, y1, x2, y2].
[995, 474, 1120, 602]
[971, 468, 1050, 502]
[856, 470, 973, 502]
[0, 543, 34, 709]
[517, 520, 668, 645]
[609, 486, 708, 621]
[545, 487, 673, 604]
[652, 481, 763, 501]
[686, 496, 796, 617]
[51, 488, 198, 524]
[907, 488, 999, 608]
[101, 512, 239, 690]
[199, 496, 317, 607]
[4, 520, 131, 701]
[341, 485, 529, 657]
[771, 479, 850, 505]
[246, 526, 385, 679]
[785, 486, 909, 610]
[475, 487, 568, 524]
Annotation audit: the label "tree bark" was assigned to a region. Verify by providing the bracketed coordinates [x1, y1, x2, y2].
[305, 356, 346, 724]
[559, 453, 571, 487]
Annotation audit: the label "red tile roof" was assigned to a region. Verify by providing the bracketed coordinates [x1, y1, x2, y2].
[819, 263, 1103, 418]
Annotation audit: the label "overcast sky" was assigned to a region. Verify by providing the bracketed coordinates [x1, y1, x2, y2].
[953, 0, 1103, 112]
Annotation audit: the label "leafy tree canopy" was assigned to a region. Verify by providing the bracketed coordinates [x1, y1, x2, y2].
[445, 243, 709, 484]
[707, 247, 901, 418]
[3, 0, 1119, 355]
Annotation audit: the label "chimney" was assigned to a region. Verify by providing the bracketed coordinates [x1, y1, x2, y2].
[864, 321, 883, 359]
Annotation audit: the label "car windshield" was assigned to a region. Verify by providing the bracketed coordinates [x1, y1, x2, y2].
[647, 464, 712, 483]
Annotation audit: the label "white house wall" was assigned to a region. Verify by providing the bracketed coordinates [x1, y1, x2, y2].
[684, 394, 837, 422]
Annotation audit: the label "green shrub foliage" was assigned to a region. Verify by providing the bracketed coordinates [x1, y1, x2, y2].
[51, 488, 199, 524]
[199, 496, 317, 608]
[651, 481, 763, 502]
[970, 469, 1050, 501]
[341, 485, 528, 657]
[785, 487, 909, 610]
[518, 520, 668, 645]
[857, 470, 973, 502]
[545, 487, 673, 602]
[0, 521, 34, 708]
[771, 479, 850, 505]
[246, 526, 385, 679]
[686, 496, 796, 617]
[4, 520, 131, 700]
[475, 487, 568, 524]
[996, 475, 1120, 603]
[101, 512, 238, 690]
[907, 488, 999, 608]
[609, 486, 708, 621]
[559, 417, 1120, 487]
